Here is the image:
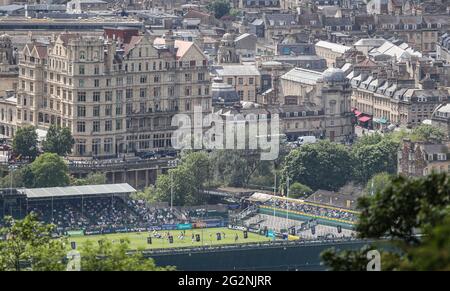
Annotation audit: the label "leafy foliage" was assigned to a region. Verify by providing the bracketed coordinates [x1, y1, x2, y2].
[322, 173, 450, 271]
[357, 173, 450, 243]
[0, 165, 34, 188]
[206, 0, 231, 19]
[410, 124, 445, 143]
[71, 172, 107, 186]
[363, 172, 391, 196]
[289, 182, 313, 199]
[210, 150, 272, 188]
[30, 153, 70, 188]
[351, 133, 399, 183]
[42, 125, 75, 156]
[0, 213, 66, 271]
[12, 126, 38, 159]
[80, 239, 175, 271]
[281, 140, 354, 191]
[151, 151, 212, 206]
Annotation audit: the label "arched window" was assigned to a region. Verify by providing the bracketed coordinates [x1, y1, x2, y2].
[79, 51, 85, 60]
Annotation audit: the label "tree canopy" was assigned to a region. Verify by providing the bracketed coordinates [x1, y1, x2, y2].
[71, 172, 107, 186]
[321, 173, 450, 271]
[351, 133, 399, 183]
[410, 124, 445, 143]
[207, 0, 231, 19]
[42, 125, 75, 156]
[30, 153, 70, 188]
[12, 126, 38, 160]
[80, 239, 175, 271]
[0, 214, 174, 271]
[289, 182, 313, 199]
[150, 151, 212, 206]
[281, 140, 354, 191]
[363, 172, 391, 196]
[0, 213, 66, 271]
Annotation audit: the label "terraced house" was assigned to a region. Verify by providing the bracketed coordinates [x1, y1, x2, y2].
[16, 30, 211, 157]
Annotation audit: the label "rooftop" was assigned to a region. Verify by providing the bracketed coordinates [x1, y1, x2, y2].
[21, 183, 136, 199]
[281, 67, 323, 85]
[213, 65, 261, 76]
[315, 40, 351, 54]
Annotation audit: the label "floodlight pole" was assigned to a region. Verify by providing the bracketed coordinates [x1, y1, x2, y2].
[170, 170, 173, 211]
[286, 176, 290, 228]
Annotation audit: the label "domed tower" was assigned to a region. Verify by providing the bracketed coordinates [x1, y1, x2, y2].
[211, 77, 240, 106]
[320, 68, 353, 142]
[217, 32, 239, 64]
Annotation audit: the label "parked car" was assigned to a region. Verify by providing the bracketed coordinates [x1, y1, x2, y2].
[297, 136, 317, 146]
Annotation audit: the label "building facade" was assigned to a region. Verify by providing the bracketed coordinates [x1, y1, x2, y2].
[279, 67, 354, 142]
[349, 70, 448, 127]
[398, 139, 450, 177]
[17, 32, 211, 157]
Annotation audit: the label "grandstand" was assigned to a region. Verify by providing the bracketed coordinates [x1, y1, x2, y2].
[239, 193, 359, 239]
[0, 184, 230, 236]
[1, 184, 361, 250]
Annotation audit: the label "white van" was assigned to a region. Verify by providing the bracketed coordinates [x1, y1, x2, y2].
[297, 136, 317, 145]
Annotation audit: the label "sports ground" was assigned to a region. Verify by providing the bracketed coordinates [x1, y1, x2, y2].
[67, 227, 272, 250]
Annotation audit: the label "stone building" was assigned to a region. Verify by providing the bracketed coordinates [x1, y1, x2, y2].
[0, 33, 18, 98]
[16, 31, 211, 157]
[278, 67, 354, 142]
[398, 139, 450, 177]
[436, 33, 450, 63]
[211, 65, 261, 103]
[348, 67, 448, 128]
[0, 93, 16, 138]
[431, 103, 450, 138]
[315, 41, 351, 68]
[217, 33, 240, 65]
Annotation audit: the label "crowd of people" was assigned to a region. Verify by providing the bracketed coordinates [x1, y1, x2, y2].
[263, 198, 358, 223]
[23, 197, 186, 231]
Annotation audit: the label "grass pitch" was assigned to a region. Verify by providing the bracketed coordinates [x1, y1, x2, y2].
[67, 227, 272, 250]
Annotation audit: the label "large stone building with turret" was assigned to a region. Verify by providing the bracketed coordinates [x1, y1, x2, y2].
[16, 31, 211, 157]
[278, 67, 354, 142]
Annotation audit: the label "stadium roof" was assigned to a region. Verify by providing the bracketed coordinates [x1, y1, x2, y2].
[21, 183, 136, 199]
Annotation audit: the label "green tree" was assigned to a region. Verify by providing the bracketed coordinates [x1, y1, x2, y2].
[71, 172, 107, 186]
[321, 173, 450, 271]
[131, 185, 158, 203]
[211, 150, 272, 188]
[281, 140, 354, 191]
[351, 133, 399, 183]
[80, 239, 175, 271]
[42, 125, 75, 156]
[150, 151, 211, 206]
[289, 182, 313, 199]
[364, 172, 391, 196]
[207, 0, 231, 19]
[410, 124, 445, 143]
[357, 173, 450, 243]
[12, 126, 38, 159]
[398, 212, 450, 271]
[0, 214, 66, 271]
[0, 165, 34, 188]
[30, 153, 70, 188]
[229, 8, 242, 18]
